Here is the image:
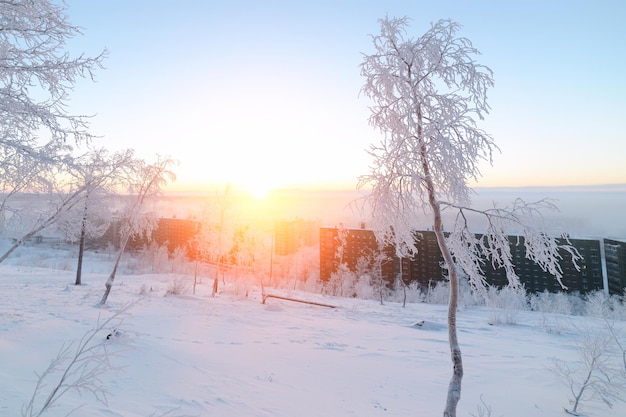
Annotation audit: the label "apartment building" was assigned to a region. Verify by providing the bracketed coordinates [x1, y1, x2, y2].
[93, 217, 199, 254]
[604, 238, 626, 295]
[320, 226, 395, 283]
[274, 219, 318, 256]
[321, 227, 612, 295]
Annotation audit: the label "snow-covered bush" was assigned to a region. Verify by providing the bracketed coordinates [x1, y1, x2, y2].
[424, 281, 450, 305]
[354, 274, 375, 300]
[303, 273, 322, 294]
[485, 286, 528, 325]
[530, 290, 574, 316]
[390, 279, 424, 304]
[170, 246, 191, 274]
[136, 242, 170, 273]
[585, 291, 626, 320]
[585, 290, 610, 318]
[165, 276, 189, 296]
[325, 264, 357, 297]
[422, 278, 481, 308]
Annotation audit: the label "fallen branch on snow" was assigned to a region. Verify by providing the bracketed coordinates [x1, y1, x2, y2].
[262, 293, 336, 308]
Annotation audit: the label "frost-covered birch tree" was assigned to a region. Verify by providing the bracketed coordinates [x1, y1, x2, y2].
[358, 17, 580, 417]
[0, 156, 92, 264]
[208, 184, 236, 291]
[0, 0, 106, 248]
[100, 156, 176, 305]
[59, 148, 136, 285]
[0, 0, 106, 166]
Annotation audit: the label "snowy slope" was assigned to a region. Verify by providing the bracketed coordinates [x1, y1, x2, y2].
[1, 264, 624, 417]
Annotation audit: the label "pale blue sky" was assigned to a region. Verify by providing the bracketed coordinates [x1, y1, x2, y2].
[64, 0, 626, 193]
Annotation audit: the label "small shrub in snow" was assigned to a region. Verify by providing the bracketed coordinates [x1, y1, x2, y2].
[326, 265, 357, 298]
[165, 277, 189, 296]
[485, 286, 528, 325]
[585, 291, 626, 320]
[303, 273, 322, 294]
[424, 280, 450, 305]
[569, 293, 588, 317]
[585, 290, 610, 318]
[390, 279, 424, 305]
[530, 290, 573, 316]
[422, 278, 481, 308]
[354, 274, 375, 300]
[139, 283, 151, 295]
[470, 395, 493, 417]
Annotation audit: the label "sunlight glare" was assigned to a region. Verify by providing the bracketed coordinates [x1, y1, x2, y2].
[244, 179, 274, 199]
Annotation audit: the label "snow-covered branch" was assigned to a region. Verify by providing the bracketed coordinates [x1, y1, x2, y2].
[0, 0, 107, 148]
[444, 199, 582, 292]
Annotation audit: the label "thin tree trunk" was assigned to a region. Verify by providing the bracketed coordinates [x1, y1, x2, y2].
[571, 355, 598, 413]
[400, 260, 407, 308]
[193, 259, 198, 295]
[100, 238, 128, 305]
[75, 223, 86, 285]
[75, 202, 88, 285]
[212, 277, 218, 297]
[427, 181, 463, 417]
[420, 132, 463, 416]
[437, 219, 462, 417]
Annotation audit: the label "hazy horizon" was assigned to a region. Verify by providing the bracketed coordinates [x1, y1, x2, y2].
[155, 183, 626, 239]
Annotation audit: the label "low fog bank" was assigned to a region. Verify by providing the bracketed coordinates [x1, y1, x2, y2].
[473, 184, 626, 239]
[161, 184, 625, 239]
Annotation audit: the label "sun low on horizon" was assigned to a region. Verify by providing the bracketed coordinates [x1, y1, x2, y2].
[60, 0, 626, 205]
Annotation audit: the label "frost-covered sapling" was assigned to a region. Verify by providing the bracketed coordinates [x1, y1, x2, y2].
[21, 303, 134, 417]
[549, 326, 626, 415]
[100, 156, 176, 305]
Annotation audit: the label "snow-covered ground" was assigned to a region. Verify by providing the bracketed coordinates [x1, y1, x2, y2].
[1, 247, 625, 417]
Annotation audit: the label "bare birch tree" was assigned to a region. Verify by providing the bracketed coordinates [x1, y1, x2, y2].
[205, 184, 235, 292]
[0, 0, 106, 251]
[358, 17, 580, 417]
[100, 156, 176, 305]
[60, 148, 136, 285]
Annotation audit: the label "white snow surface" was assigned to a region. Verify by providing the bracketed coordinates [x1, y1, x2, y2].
[1, 260, 625, 416]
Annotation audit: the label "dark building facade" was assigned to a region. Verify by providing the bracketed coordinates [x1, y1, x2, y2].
[398, 231, 445, 287]
[321, 227, 609, 295]
[150, 218, 199, 253]
[479, 235, 604, 294]
[604, 238, 626, 295]
[93, 217, 199, 254]
[320, 226, 395, 283]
